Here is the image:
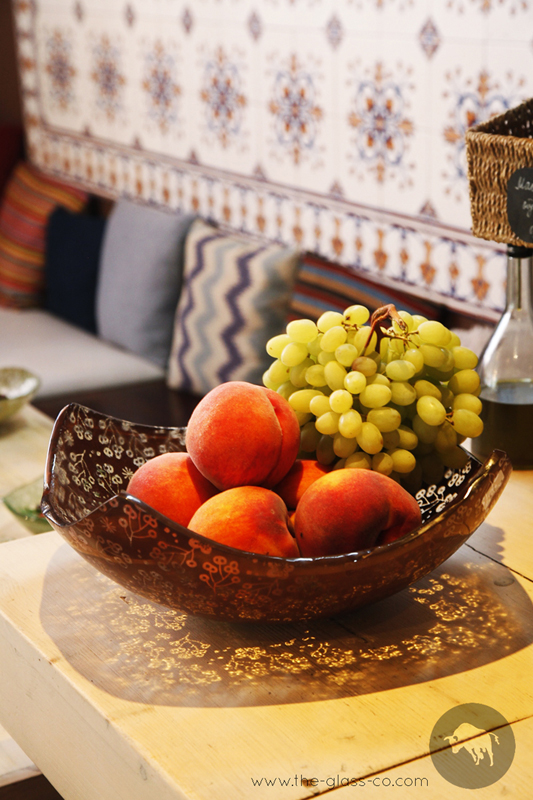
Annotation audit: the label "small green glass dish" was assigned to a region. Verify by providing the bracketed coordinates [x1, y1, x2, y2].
[0, 367, 40, 423]
[3, 477, 52, 535]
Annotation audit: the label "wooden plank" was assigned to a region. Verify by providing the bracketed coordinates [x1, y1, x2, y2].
[1, 530, 532, 800]
[466, 469, 533, 580]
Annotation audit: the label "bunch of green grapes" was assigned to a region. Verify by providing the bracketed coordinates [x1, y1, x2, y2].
[263, 304, 483, 493]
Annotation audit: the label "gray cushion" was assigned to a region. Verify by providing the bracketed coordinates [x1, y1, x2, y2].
[96, 200, 196, 368]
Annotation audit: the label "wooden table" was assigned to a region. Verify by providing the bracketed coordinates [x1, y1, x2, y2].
[1, 406, 533, 798]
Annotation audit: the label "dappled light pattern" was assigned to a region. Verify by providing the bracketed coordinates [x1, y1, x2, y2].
[40, 544, 533, 707]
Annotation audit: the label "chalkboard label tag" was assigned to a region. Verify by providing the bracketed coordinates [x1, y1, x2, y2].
[507, 167, 533, 244]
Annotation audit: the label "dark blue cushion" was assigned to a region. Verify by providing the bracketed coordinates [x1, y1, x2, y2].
[44, 206, 107, 333]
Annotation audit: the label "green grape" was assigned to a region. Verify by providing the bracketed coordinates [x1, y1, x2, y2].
[390, 381, 417, 406]
[344, 370, 367, 394]
[417, 395, 447, 426]
[359, 384, 392, 409]
[434, 421, 457, 452]
[308, 334, 324, 357]
[387, 338, 405, 358]
[413, 440, 435, 457]
[262, 369, 279, 391]
[266, 333, 292, 358]
[309, 394, 331, 417]
[379, 337, 391, 362]
[335, 343, 359, 367]
[397, 425, 418, 450]
[366, 373, 390, 387]
[268, 358, 291, 384]
[338, 408, 363, 438]
[356, 421, 383, 454]
[452, 346, 478, 370]
[448, 369, 481, 395]
[403, 347, 424, 373]
[276, 381, 297, 400]
[289, 388, 325, 413]
[345, 451, 372, 470]
[324, 360, 347, 391]
[317, 310, 344, 332]
[351, 327, 372, 353]
[382, 429, 400, 449]
[329, 389, 354, 414]
[316, 434, 336, 465]
[281, 341, 309, 367]
[315, 410, 341, 435]
[439, 446, 469, 470]
[412, 413, 439, 444]
[453, 393, 483, 415]
[411, 315, 428, 330]
[290, 358, 314, 388]
[295, 411, 312, 426]
[318, 350, 337, 365]
[367, 407, 402, 432]
[321, 325, 348, 352]
[372, 452, 394, 476]
[439, 385, 455, 410]
[286, 318, 319, 344]
[343, 304, 370, 326]
[300, 421, 322, 452]
[448, 331, 462, 348]
[333, 432, 358, 458]
[352, 356, 377, 376]
[333, 459, 347, 470]
[452, 408, 484, 438]
[417, 320, 452, 347]
[305, 364, 328, 387]
[389, 448, 417, 473]
[414, 379, 442, 400]
[385, 359, 417, 381]
[398, 310, 415, 331]
[419, 344, 448, 368]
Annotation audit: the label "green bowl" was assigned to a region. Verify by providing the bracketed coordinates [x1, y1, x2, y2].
[3, 477, 52, 535]
[0, 367, 40, 423]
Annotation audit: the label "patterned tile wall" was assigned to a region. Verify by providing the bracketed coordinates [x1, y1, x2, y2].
[12, 0, 533, 318]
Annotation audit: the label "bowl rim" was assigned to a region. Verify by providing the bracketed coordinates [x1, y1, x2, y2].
[42, 402, 505, 568]
[0, 366, 41, 401]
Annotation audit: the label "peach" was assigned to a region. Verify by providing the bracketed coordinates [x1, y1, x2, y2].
[188, 486, 300, 558]
[185, 381, 300, 491]
[294, 469, 422, 557]
[273, 459, 333, 509]
[126, 452, 218, 528]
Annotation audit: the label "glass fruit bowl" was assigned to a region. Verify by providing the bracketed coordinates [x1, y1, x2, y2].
[0, 367, 40, 423]
[41, 403, 512, 623]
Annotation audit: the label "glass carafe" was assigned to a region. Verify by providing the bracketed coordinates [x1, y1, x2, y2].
[471, 244, 533, 469]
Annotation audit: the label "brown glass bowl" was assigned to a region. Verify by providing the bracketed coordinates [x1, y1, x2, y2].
[42, 403, 512, 623]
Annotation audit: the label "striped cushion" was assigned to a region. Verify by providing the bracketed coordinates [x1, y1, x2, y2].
[167, 219, 300, 395]
[0, 162, 87, 308]
[290, 254, 443, 322]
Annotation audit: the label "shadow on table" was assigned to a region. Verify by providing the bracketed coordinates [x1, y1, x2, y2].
[40, 526, 532, 707]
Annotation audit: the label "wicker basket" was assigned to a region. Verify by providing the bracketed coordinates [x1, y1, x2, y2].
[465, 98, 533, 247]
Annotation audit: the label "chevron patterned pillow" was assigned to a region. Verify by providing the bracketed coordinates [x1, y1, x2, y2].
[167, 218, 300, 396]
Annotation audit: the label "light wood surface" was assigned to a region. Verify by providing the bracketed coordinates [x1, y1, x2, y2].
[0, 405, 54, 789]
[1, 407, 533, 799]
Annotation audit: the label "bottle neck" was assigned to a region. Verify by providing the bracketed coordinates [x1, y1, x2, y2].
[505, 246, 533, 314]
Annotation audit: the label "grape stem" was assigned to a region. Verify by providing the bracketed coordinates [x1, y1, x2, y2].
[363, 304, 408, 351]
